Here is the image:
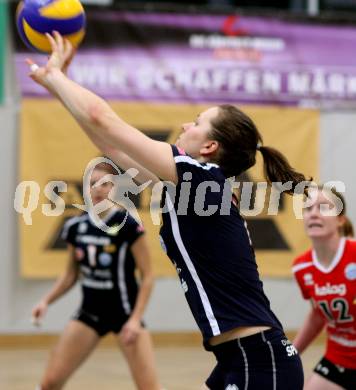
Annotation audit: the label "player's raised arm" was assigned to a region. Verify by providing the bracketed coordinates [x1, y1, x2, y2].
[27, 32, 177, 183]
[82, 131, 160, 185]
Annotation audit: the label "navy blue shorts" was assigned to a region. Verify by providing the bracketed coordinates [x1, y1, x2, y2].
[72, 307, 131, 337]
[314, 357, 356, 390]
[205, 328, 304, 390]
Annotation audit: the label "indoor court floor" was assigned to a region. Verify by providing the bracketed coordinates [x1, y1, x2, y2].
[0, 337, 323, 389]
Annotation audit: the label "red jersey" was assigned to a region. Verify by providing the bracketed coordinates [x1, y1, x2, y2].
[292, 238, 356, 369]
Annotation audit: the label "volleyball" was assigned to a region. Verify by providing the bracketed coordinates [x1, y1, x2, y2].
[16, 0, 86, 53]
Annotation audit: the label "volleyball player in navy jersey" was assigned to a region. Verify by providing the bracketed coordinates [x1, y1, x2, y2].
[31, 162, 161, 390]
[28, 32, 308, 389]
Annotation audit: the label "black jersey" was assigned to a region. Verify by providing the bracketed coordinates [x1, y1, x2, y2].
[159, 145, 282, 341]
[61, 209, 144, 316]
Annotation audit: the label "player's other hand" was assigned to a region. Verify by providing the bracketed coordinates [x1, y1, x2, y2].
[31, 300, 48, 326]
[120, 318, 142, 345]
[26, 31, 76, 88]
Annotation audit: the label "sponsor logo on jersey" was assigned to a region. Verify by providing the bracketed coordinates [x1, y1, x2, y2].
[225, 385, 239, 390]
[316, 363, 329, 376]
[82, 277, 113, 290]
[314, 283, 346, 296]
[281, 338, 298, 356]
[303, 272, 314, 286]
[281, 338, 292, 346]
[94, 269, 112, 278]
[87, 244, 97, 267]
[286, 344, 298, 357]
[74, 248, 85, 261]
[336, 365, 345, 373]
[345, 262, 356, 281]
[78, 222, 88, 234]
[173, 261, 182, 275]
[181, 278, 188, 293]
[103, 244, 117, 253]
[76, 235, 111, 246]
[98, 252, 112, 267]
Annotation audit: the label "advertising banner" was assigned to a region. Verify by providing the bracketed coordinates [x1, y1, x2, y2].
[19, 100, 318, 278]
[13, 11, 356, 107]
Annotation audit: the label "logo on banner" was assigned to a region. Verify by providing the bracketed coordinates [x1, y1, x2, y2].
[189, 14, 285, 58]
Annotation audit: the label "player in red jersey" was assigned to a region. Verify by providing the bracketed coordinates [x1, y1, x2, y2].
[293, 186, 356, 390]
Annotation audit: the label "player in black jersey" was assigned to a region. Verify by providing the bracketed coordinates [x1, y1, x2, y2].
[31, 162, 161, 390]
[29, 33, 308, 389]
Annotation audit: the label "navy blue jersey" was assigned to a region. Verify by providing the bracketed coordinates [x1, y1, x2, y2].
[159, 145, 282, 341]
[61, 209, 144, 316]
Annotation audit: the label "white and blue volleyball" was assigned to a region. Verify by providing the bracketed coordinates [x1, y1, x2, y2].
[16, 0, 86, 53]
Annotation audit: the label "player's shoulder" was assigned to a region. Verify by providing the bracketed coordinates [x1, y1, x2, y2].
[345, 238, 356, 253]
[171, 144, 224, 179]
[342, 239, 356, 269]
[292, 249, 313, 274]
[63, 213, 88, 229]
[61, 213, 89, 238]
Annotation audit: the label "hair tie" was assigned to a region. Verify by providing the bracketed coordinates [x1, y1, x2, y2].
[256, 142, 262, 150]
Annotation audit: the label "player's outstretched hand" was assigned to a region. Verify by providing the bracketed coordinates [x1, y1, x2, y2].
[26, 31, 75, 90]
[31, 300, 48, 327]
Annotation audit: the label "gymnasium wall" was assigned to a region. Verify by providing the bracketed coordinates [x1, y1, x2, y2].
[2, 20, 356, 335]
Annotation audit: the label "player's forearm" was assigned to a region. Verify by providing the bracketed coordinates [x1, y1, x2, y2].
[42, 272, 78, 305]
[45, 68, 127, 148]
[87, 131, 159, 185]
[293, 308, 325, 353]
[130, 275, 154, 322]
[44, 69, 167, 180]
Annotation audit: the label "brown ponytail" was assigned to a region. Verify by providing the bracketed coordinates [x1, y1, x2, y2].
[259, 146, 309, 195]
[210, 104, 309, 194]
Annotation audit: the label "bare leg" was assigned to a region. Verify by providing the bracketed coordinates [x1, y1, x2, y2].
[118, 328, 161, 390]
[304, 373, 344, 390]
[40, 320, 100, 390]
